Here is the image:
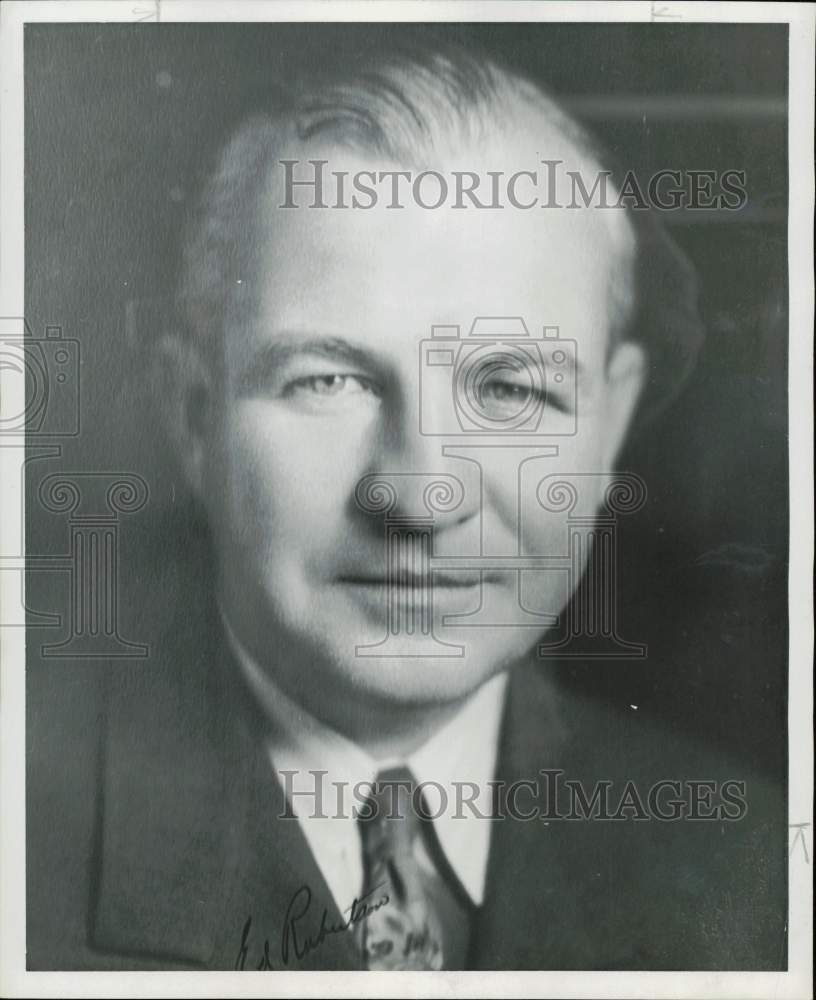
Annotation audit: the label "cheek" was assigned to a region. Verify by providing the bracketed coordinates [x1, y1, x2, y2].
[216, 406, 370, 551]
[514, 432, 610, 555]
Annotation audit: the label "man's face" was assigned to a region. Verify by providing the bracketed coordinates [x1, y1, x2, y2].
[194, 139, 643, 719]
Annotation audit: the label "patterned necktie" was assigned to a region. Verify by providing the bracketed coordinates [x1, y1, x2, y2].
[354, 766, 473, 970]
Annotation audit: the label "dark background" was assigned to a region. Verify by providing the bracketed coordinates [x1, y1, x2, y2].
[24, 23, 788, 781]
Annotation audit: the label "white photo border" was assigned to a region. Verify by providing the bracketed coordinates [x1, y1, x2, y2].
[1, 2, 812, 998]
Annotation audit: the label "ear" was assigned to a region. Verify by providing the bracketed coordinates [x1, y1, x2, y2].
[601, 340, 646, 469]
[151, 334, 216, 499]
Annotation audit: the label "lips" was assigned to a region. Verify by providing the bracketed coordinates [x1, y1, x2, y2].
[339, 569, 500, 588]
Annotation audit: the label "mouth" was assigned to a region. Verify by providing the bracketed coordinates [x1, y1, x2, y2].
[338, 570, 500, 589]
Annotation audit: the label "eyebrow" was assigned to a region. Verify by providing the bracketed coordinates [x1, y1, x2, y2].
[237, 335, 384, 394]
[236, 331, 590, 397]
[488, 344, 588, 390]
[550, 350, 588, 390]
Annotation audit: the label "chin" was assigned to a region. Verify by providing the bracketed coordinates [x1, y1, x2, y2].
[317, 620, 536, 707]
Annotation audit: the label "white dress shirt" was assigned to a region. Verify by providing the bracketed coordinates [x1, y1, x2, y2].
[225, 622, 508, 913]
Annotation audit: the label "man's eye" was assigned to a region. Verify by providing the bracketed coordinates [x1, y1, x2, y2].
[481, 381, 535, 402]
[479, 380, 545, 407]
[479, 379, 569, 413]
[285, 373, 377, 398]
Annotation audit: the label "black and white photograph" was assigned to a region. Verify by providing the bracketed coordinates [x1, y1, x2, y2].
[0, 2, 813, 996]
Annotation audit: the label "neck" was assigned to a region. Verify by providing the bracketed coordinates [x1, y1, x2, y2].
[219, 610, 480, 761]
[314, 691, 468, 761]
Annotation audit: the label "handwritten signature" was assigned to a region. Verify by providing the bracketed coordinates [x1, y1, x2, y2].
[235, 881, 390, 969]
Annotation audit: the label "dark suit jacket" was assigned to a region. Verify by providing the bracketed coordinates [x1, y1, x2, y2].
[26, 538, 787, 971]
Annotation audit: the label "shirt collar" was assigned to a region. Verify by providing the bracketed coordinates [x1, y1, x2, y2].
[224, 617, 507, 909]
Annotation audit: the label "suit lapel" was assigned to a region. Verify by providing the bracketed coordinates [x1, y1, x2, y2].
[470, 661, 643, 970]
[91, 608, 360, 970]
[91, 648, 234, 966]
[214, 712, 363, 971]
[92, 587, 635, 971]
[470, 659, 568, 969]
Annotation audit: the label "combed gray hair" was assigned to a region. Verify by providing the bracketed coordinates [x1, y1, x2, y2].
[172, 40, 702, 425]
[179, 49, 633, 341]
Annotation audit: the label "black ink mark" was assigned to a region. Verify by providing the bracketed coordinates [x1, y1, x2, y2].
[789, 822, 811, 863]
[281, 882, 390, 965]
[235, 915, 275, 970]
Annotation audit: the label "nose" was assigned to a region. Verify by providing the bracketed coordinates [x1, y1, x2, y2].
[354, 375, 481, 530]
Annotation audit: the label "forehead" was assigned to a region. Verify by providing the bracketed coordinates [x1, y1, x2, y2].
[226, 138, 624, 369]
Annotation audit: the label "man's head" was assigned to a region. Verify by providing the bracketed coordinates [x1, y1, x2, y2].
[156, 44, 696, 738]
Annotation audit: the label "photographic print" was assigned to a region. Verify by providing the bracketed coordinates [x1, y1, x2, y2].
[1, 3, 812, 997]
